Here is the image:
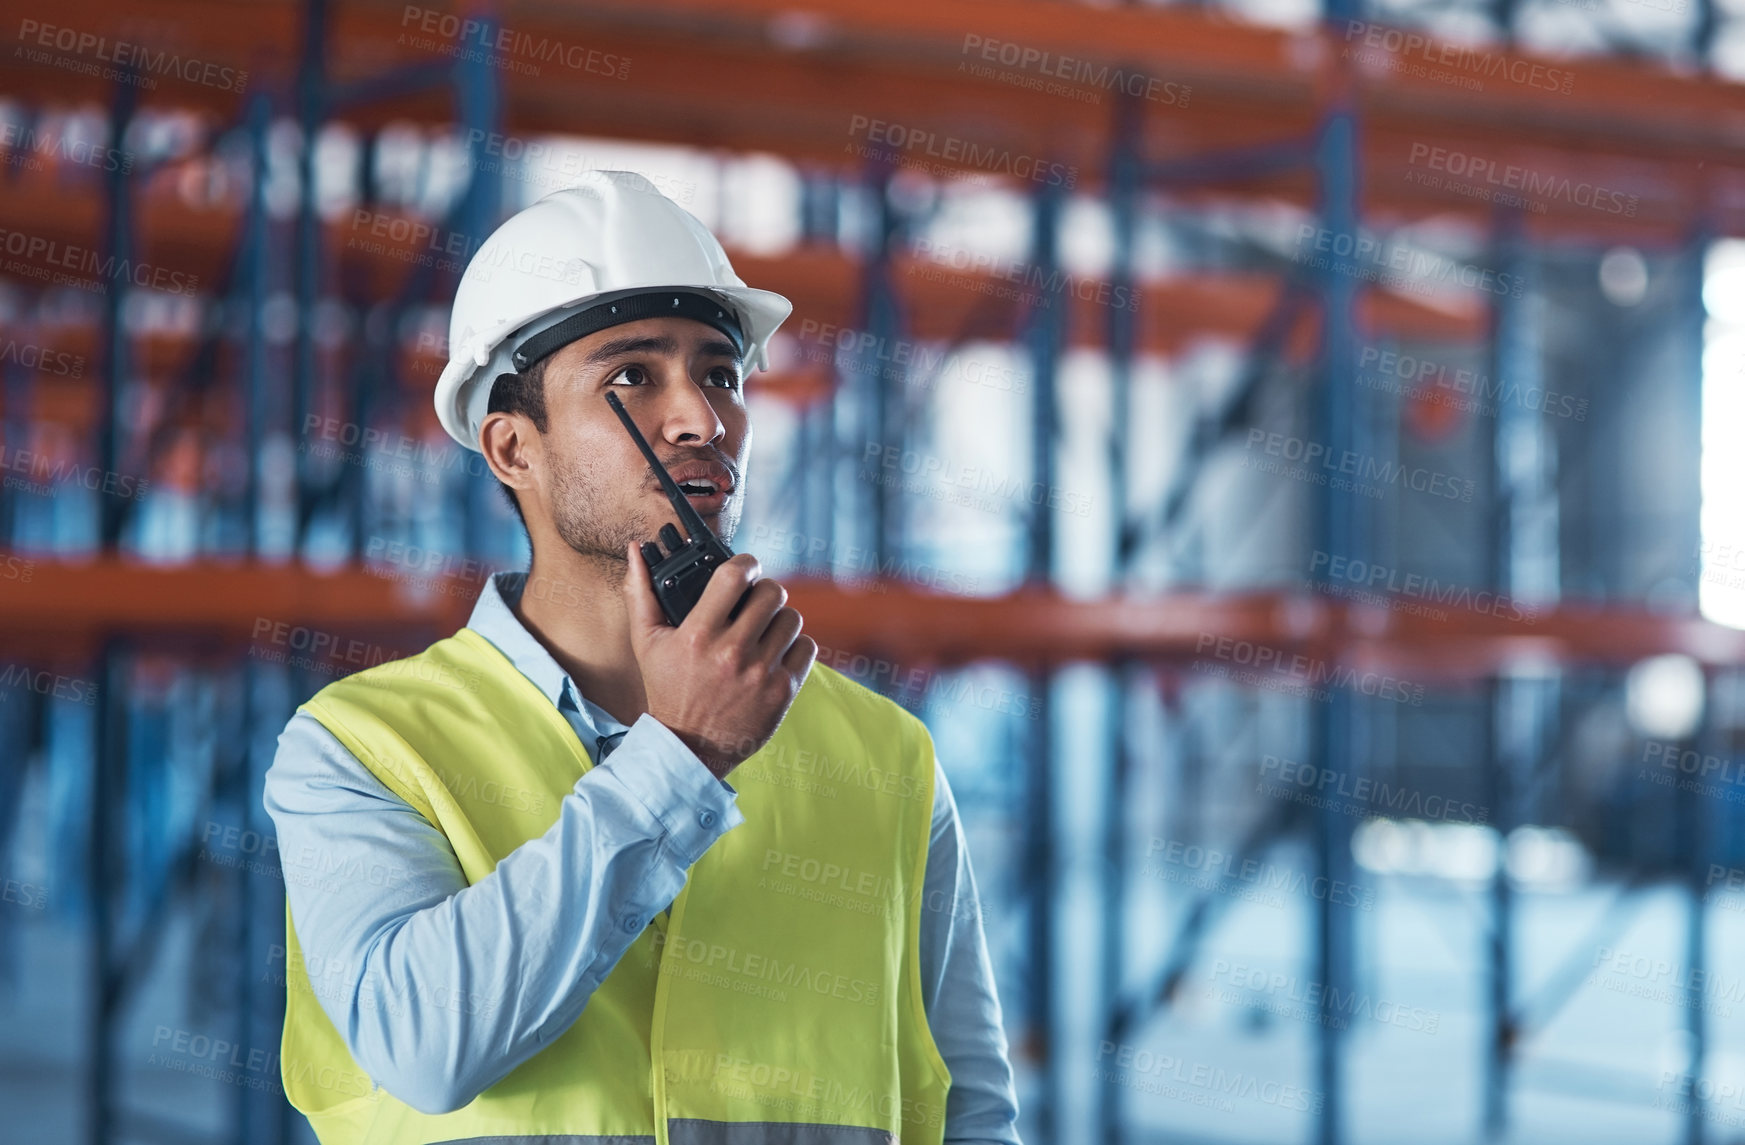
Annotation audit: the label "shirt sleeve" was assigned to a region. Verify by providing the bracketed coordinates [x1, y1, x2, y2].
[263, 708, 741, 1115]
[917, 759, 1023, 1145]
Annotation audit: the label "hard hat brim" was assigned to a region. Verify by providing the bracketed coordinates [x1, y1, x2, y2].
[436, 282, 793, 453]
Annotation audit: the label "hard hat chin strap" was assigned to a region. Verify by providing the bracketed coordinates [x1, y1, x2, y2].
[509, 290, 747, 374]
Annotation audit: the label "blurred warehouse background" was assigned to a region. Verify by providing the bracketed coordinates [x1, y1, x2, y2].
[4, 0, 1745, 1142]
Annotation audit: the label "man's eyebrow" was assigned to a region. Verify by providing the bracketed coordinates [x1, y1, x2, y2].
[697, 338, 744, 364]
[581, 334, 744, 369]
[582, 334, 680, 367]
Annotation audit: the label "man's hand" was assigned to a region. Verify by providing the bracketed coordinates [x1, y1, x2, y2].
[624, 545, 818, 778]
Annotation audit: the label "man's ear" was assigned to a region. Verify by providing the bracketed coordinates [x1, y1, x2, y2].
[480, 410, 539, 498]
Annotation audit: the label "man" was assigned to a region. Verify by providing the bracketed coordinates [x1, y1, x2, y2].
[264, 170, 1021, 1145]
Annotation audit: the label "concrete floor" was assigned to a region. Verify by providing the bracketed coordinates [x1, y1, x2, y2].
[4, 875, 1743, 1144]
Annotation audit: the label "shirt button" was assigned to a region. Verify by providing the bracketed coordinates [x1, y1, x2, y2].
[698, 809, 717, 830]
[622, 916, 642, 935]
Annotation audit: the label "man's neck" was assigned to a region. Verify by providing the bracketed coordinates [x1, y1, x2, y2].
[510, 547, 648, 728]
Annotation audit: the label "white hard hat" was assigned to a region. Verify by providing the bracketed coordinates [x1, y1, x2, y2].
[433, 170, 793, 452]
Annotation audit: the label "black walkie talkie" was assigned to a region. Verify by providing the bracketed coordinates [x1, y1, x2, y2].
[605, 391, 738, 627]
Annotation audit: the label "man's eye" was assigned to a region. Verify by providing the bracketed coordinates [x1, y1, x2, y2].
[707, 367, 741, 390]
[607, 365, 648, 386]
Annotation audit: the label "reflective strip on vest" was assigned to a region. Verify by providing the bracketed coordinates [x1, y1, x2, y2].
[280, 626, 951, 1145]
[427, 1128, 891, 1145]
[431, 1138, 656, 1144]
[669, 1119, 896, 1145]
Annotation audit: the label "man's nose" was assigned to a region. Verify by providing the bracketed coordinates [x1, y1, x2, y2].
[658, 377, 726, 445]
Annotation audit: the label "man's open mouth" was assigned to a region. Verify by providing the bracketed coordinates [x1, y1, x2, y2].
[664, 460, 735, 501]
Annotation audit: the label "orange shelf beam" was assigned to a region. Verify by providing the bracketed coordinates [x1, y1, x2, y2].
[2, 559, 1741, 683]
[0, 0, 1738, 239]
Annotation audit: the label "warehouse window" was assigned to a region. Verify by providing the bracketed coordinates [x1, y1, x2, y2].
[1700, 238, 1745, 628]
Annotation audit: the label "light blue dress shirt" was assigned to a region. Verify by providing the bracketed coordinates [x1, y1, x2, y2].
[263, 570, 1020, 1142]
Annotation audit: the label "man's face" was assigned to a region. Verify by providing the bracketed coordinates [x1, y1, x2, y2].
[504, 315, 750, 564]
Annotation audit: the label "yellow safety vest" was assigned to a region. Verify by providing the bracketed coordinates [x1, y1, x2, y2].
[278, 625, 951, 1145]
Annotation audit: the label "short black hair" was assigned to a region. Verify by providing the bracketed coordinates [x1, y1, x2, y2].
[485, 357, 549, 533]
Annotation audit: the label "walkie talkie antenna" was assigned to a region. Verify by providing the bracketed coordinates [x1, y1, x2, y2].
[604, 391, 717, 542]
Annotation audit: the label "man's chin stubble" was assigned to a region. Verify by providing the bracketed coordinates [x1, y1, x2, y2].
[550, 494, 741, 577]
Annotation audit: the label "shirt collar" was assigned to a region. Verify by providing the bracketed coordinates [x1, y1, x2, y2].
[465, 571, 627, 736]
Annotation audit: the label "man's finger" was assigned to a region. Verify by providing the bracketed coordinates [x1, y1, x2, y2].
[756, 605, 804, 661]
[622, 541, 668, 634]
[781, 634, 818, 678]
[731, 579, 788, 642]
[687, 552, 761, 630]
